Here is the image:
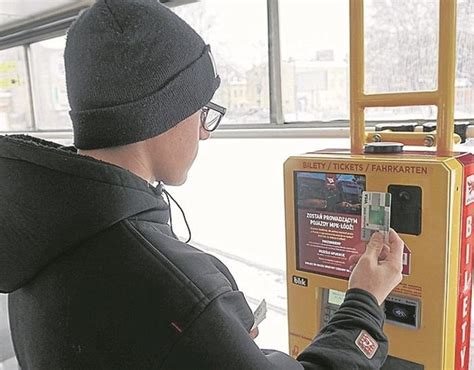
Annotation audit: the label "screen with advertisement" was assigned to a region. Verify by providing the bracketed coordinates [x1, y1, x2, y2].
[328, 289, 346, 306]
[295, 171, 366, 279]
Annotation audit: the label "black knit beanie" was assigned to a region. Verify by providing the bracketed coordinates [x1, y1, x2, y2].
[65, 0, 221, 149]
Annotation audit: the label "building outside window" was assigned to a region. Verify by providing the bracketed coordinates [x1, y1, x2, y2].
[173, 0, 270, 125]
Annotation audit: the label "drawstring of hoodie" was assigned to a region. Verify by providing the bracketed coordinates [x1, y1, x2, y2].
[162, 187, 192, 244]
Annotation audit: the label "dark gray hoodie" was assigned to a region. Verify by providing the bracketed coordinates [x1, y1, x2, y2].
[0, 135, 388, 369]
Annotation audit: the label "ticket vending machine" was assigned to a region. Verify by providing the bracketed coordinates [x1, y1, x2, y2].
[285, 1, 473, 369]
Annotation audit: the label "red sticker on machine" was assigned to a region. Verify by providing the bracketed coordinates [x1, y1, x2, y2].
[466, 174, 474, 206]
[355, 330, 378, 359]
[402, 244, 411, 276]
[455, 153, 474, 370]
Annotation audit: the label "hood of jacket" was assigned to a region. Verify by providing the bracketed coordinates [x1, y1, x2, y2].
[0, 134, 169, 293]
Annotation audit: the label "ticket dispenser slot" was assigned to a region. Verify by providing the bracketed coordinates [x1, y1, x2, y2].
[388, 185, 422, 235]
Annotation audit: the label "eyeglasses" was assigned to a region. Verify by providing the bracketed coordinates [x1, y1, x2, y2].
[201, 101, 227, 132]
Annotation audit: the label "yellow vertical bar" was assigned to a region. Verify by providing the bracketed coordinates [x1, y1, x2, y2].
[436, 0, 457, 155]
[350, 0, 365, 155]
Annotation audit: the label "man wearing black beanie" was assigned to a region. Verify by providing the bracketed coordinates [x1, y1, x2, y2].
[0, 0, 403, 369]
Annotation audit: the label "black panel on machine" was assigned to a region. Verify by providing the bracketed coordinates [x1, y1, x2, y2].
[388, 185, 422, 235]
[384, 299, 418, 328]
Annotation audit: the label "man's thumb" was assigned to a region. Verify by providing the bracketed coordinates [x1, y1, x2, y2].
[364, 232, 384, 258]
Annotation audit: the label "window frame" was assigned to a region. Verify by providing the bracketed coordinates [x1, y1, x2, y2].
[0, 0, 473, 138]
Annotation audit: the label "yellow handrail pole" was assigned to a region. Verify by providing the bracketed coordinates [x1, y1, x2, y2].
[359, 91, 438, 107]
[436, 0, 457, 155]
[349, 0, 458, 154]
[350, 0, 365, 155]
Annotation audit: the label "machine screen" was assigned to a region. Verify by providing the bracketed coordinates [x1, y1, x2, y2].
[295, 171, 366, 279]
[328, 289, 346, 306]
[321, 289, 346, 326]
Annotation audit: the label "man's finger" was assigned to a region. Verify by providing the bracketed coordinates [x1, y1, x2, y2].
[388, 228, 403, 245]
[385, 229, 404, 264]
[378, 245, 390, 261]
[364, 232, 384, 259]
[250, 327, 259, 340]
[348, 253, 362, 265]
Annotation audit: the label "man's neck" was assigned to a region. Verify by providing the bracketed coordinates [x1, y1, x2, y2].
[78, 148, 155, 184]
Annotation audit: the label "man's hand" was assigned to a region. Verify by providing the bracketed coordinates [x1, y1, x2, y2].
[348, 229, 404, 305]
[250, 327, 259, 340]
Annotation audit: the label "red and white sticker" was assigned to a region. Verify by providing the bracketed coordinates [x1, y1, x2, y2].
[355, 330, 379, 359]
[466, 174, 474, 205]
[402, 244, 411, 276]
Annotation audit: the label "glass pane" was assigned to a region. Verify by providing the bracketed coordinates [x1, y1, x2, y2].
[366, 105, 437, 121]
[0, 47, 32, 131]
[365, 0, 439, 94]
[280, 0, 350, 122]
[281, 0, 474, 122]
[173, 0, 269, 124]
[457, 0, 474, 118]
[30, 36, 72, 130]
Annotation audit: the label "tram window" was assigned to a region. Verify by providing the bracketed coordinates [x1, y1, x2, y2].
[30, 36, 71, 130]
[456, 0, 474, 119]
[280, 0, 474, 122]
[0, 47, 33, 131]
[366, 105, 437, 121]
[365, 0, 439, 94]
[173, 0, 269, 125]
[280, 0, 349, 122]
[365, 0, 474, 119]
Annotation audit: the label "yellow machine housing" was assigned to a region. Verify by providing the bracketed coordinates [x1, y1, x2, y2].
[284, 150, 474, 369]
